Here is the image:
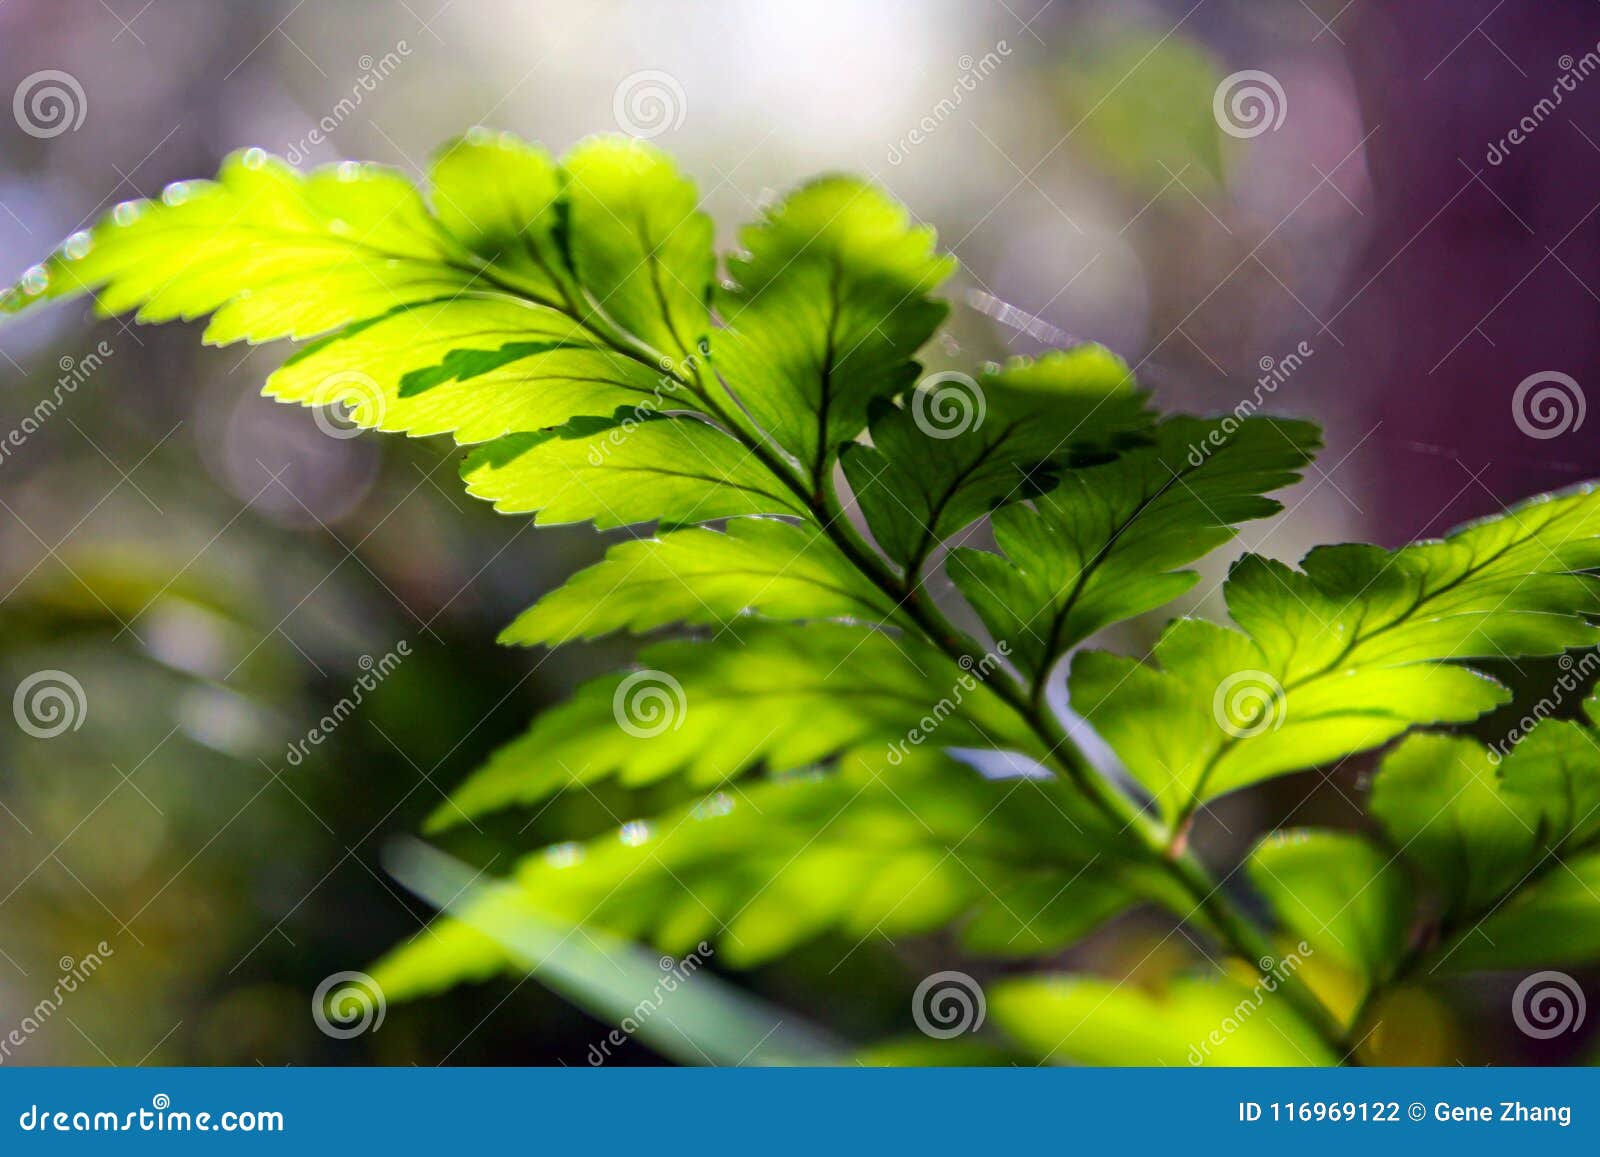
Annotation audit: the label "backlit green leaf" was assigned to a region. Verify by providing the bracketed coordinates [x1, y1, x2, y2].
[460, 415, 804, 529]
[500, 517, 896, 645]
[1072, 482, 1600, 818]
[432, 623, 1035, 827]
[1250, 830, 1413, 994]
[991, 973, 1339, 1066]
[841, 347, 1154, 573]
[950, 416, 1316, 682]
[433, 748, 1154, 969]
[714, 178, 953, 481]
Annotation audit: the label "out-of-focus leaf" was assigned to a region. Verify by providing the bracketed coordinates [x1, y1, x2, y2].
[1369, 734, 1542, 919]
[379, 839, 846, 1065]
[1058, 27, 1229, 191]
[432, 624, 1036, 826]
[423, 749, 1165, 971]
[991, 972, 1339, 1066]
[1250, 830, 1413, 996]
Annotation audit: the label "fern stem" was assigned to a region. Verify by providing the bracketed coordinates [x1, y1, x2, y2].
[800, 477, 1352, 1056]
[535, 300, 1352, 1058]
[998, 684, 1350, 1052]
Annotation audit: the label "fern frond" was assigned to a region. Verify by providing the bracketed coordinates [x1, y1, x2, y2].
[413, 749, 1170, 979]
[841, 347, 1156, 574]
[950, 416, 1318, 684]
[499, 518, 895, 646]
[432, 624, 1037, 827]
[13, 130, 1600, 1065]
[1368, 695, 1600, 970]
[1071, 483, 1600, 820]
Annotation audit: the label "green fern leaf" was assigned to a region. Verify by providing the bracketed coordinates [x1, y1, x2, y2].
[1072, 484, 1600, 819]
[1250, 830, 1412, 996]
[714, 178, 953, 480]
[432, 623, 1035, 828]
[5, 137, 725, 455]
[1369, 734, 1543, 919]
[425, 131, 567, 293]
[262, 300, 658, 443]
[950, 416, 1317, 683]
[840, 347, 1155, 573]
[460, 416, 804, 528]
[1442, 851, 1600, 971]
[18, 130, 1600, 1065]
[425, 748, 1157, 971]
[3, 150, 467, 339]
[499, 517, 895, 645]
[1492, 693, 1600, 846]
[991, 974, 1340, 1066]
[562, 138, 714, 365]
[1370, 697, 1600, 970]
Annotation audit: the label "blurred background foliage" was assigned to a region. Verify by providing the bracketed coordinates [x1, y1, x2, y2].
[1, 0, 1598, 1064]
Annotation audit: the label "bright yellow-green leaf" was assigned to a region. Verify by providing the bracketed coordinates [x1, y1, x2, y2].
[1250, 830, 1413, 996]
[841, 347, 1154, 573]
[1072, 482, 1600, 817]
[992, 973, 1339, 1066]
[715, 178, 953, 480]
[500, 517, 896, 645]
[461, 416, 804, 529]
